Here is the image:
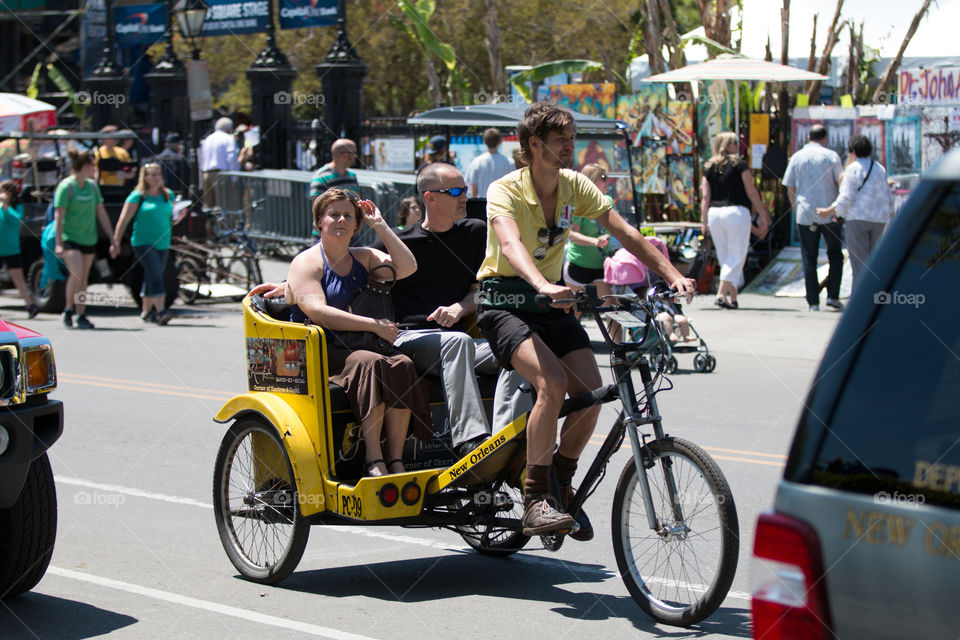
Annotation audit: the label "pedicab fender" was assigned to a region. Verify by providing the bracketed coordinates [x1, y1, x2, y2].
[214, 392, 327, 516]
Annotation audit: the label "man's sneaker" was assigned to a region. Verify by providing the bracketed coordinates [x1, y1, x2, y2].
[521, 494, 575, 536]
[74, 314, 95, 330]
[808, 304, 820, 312]
[562, 487, 594, 542]
[153, 309, 173, 326]
[825, 298, 845, 311]
[61, 309, 74, 328]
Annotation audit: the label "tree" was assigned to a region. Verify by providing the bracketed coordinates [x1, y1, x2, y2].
[805, 0, 845, 103]
[873, 0, 934, 103]
[695, 0, 735, 56]
[484, 0, 504, 95]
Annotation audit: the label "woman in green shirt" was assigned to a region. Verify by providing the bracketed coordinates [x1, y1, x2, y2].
[112, 163, 174, 325]
[54, 150, 118, 330]
[0, 180, 38, 316]
[563, 164, 613, 302]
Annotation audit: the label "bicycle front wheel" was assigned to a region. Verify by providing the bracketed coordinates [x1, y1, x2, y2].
[226, 255, 261, 299]
[612, 437, 738, 627]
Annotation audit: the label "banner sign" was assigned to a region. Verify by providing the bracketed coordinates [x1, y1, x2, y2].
[81, 0, 107, 77]
[372, 138, 414, 172]
[279, 0, 339, 29]
[898, 67, 960, 107]
[200, 0, 269, 36]
[114, 3, 167, 46]
[186, 59, 213, 121]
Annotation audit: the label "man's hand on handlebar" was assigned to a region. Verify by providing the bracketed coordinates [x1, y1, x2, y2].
[669, 277, 697, 304]
[538, 282, 576, 312]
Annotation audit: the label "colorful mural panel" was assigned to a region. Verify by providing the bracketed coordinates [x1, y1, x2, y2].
[886, 116, 922, 176]
[549, 83, 617, 119]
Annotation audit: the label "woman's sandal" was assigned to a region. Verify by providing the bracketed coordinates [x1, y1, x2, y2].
[386, 458, 406, 474]
[366, 458, 387, 477]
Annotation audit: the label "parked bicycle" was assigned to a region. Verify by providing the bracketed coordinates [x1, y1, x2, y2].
[173, 198, 264, 303]
[212, 285, 739, 627]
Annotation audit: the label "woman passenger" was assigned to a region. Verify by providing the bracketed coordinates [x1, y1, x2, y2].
[396, 196, 423, 229]
[287, 189, 431, 476]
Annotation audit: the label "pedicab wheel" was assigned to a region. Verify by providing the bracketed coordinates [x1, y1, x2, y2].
[177, 258, 203, 304]
[213, 419, 309, 584]
[455, 479, 530, 557]
[612, 437, 739, 627]
[665, 356, 678, 375]
[693, 354, 708, 373]
[704, 355, 717, 373]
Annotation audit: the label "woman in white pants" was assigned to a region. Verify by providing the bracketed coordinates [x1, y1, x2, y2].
[700, 132, 771, 308]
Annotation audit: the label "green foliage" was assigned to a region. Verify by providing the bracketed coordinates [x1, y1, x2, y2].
[396, 0, 456, 71]
[45, 64, 86, 123]
[26, 63, 41, 100]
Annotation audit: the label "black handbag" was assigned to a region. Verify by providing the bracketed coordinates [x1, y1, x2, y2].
[328, 263, 397, 354]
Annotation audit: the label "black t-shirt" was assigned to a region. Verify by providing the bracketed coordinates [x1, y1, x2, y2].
[705, 159, 751, 209]
[373, 218, 486, 330]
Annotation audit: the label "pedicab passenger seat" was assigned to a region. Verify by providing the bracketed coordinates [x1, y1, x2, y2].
[250, 294, 294, 321]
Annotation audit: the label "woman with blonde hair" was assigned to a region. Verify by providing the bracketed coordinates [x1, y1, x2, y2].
[700, 131, 770, 309]
[112, 163, 175, 324]
[563, 163, 612, 302]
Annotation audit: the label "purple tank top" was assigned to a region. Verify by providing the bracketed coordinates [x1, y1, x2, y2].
[290, 245, 367, 322]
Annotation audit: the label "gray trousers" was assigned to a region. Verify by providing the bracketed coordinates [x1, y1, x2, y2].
[845, 220, 887, 289]
[394, 329, 531, 447]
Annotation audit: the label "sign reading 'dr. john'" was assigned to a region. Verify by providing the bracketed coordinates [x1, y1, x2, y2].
[279, 0, 339, 29]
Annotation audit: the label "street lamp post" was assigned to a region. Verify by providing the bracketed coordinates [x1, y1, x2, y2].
[171, 0, 209, 201]
[85, 0, 131, 130]
[246, 0, 295, 169]
[145, 0, 188, 140]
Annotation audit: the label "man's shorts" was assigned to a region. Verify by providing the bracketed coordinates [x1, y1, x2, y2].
[477, 307, 591, 371]
[0, 254, 23, 270]
[61, 241, 96, 254]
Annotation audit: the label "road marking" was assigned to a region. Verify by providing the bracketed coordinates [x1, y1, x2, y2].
[710, 454, 785, 468]
[55, 477, 751, 601]
[706, 446, 787, 460]
[59, 372, 233, 395]
[587, 435, 787, 468]
[59, 375, 233, 402]
[47, 566, 382, 640]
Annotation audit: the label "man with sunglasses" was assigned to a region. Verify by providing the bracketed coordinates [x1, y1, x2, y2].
[372, 163, 523, 459]
[477, 101, 696, 539]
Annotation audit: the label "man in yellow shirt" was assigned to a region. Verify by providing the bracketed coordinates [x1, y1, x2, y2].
[94, 125, 136, 186]
[477, 102, 695, 538]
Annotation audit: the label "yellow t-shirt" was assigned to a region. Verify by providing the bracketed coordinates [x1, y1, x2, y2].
[95, 145, 131, 186]
[477, 167, 610, 283]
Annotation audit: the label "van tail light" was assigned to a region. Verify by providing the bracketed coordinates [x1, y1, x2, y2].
[751, 512, 833, 640]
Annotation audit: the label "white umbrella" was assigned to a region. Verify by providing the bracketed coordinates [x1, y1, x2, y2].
[0, 93, 57, 134]
[642, 56, 828, 138]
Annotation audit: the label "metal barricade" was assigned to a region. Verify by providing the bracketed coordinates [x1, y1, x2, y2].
[213, 168, 420, 249]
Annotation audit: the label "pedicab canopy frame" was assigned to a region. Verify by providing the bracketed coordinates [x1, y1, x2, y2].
[407, 103, 642, 220]
[641, 56, 828, 139]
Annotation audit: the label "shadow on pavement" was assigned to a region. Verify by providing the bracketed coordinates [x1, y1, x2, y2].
[0, 592, 138, 639]
[271, 553, 751, 636]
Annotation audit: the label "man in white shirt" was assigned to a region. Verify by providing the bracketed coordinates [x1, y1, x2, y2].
[200, 117, 240, 208]
[465, 128, 514, 198]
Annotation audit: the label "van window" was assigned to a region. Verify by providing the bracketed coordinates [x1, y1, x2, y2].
[810, 187, 960, 510]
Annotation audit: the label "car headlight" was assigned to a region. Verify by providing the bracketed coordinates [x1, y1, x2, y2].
[0, 425, 8, 456]
[24, 345, 56, 393]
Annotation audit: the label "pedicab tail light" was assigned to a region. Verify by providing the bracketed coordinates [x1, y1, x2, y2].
[401, 482, 421, 506]
[379, 484, 399, 507]
[751, 512, 832, 640]
[24, 345, 56, 393]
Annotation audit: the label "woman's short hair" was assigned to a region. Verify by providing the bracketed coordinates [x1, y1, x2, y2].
[312, 188, 362, 234]
[0, 179, 20, 206]
[848, 134, 872, 158]
[397, 196, 422, 227]
[67, 149, 94, 173]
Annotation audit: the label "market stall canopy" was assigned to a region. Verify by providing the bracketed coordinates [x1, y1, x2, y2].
[0, 93, 57, 134]
[408, 103, 624, 130]
[642, 56, 829, 83]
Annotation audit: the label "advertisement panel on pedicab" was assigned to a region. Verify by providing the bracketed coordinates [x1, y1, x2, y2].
[246, 338, 307, 394]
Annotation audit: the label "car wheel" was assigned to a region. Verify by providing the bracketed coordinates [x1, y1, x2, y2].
[26, 259, 65, 314]
[0, 453, 58, 599]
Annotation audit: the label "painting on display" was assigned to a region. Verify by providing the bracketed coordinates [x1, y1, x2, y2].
[549, 83, 617, 119]
[639, 139, 667, 194]
[574, 138, 617, 173]
[791, 119, 822, 154]
[697, 80, 733, 163]
[920, 108, 954, 170]
[662, 101, 695, 155]
[666, 155, 696, 217]
[855, 118, 886, 166]
[886, 116, 922, 176]
[617, 86, 668, 137]
[824, 120, 854, 160]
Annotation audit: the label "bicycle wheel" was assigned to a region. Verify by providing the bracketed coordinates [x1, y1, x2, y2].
[612, 437, 738, 626]
[455, 479, 530, 557]
[176, 258, 203, 304]
[213, 419, 310, 584]
[226, 255, 259, 300]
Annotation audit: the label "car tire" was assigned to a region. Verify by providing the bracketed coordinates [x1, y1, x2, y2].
[0, 452, 58, 599]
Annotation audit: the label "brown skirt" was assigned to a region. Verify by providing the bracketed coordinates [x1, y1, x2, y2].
[327, 346, 433, 441]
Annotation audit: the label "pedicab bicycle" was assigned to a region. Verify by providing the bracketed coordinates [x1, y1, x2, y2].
[213, 281, 739, 626]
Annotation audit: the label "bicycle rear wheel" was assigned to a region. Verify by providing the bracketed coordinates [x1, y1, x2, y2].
[226, 255, 261, 300]
[612, 437, 738, 626]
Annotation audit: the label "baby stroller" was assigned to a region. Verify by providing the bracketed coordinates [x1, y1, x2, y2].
[603, 238, 716, 374]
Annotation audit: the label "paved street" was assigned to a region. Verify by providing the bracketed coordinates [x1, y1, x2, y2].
[0, 277, 843, 640]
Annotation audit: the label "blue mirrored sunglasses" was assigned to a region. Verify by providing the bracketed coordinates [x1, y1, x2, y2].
[425, 186, 468, 197]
